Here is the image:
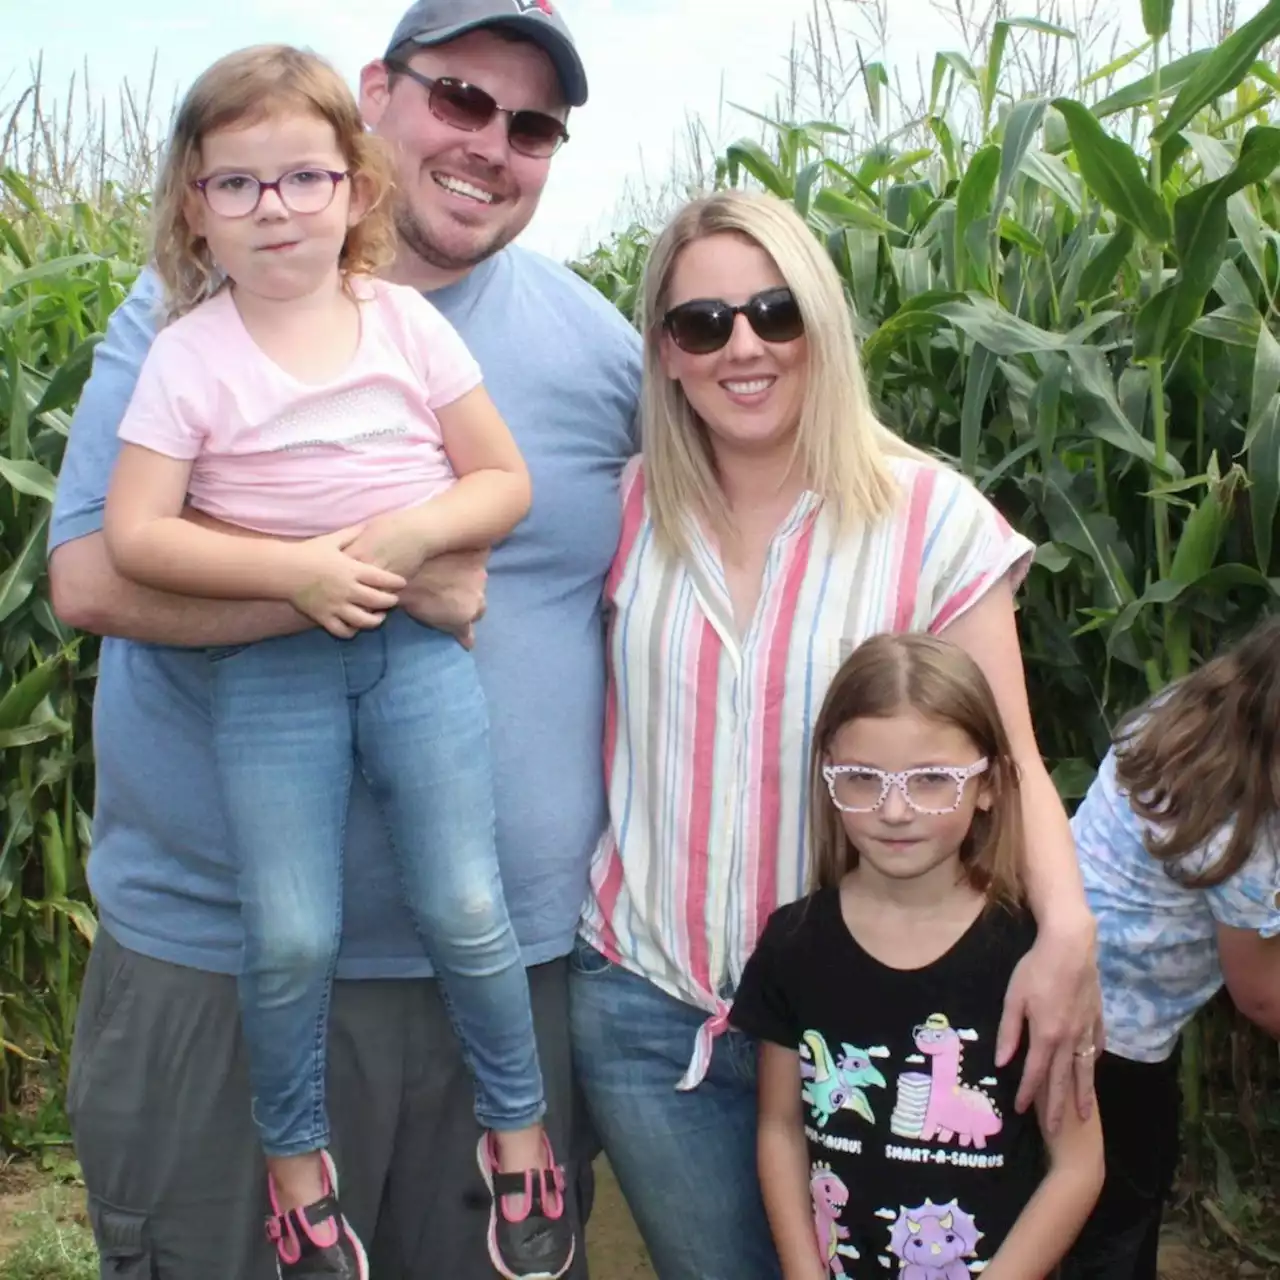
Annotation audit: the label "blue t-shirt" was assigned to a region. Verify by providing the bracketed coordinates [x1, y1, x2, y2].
[49, 248, 642, 978]
[1073, 746, 1280, 1063]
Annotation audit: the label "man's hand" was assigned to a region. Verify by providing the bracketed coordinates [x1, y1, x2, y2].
[288, 528, 406, 639]
[996, 911, 1103, 1133]
[341, 511, 437, 580]
[399, 549, 488, 647]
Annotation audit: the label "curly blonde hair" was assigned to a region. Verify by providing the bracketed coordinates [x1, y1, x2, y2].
[151, 44, 396, 319]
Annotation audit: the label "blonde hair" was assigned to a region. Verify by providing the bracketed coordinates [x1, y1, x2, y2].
[808, 633, 1025, 911]
[151, 44, 396, 319]
[636, 189, 930, 556]
[1115, 614, 1280, 888]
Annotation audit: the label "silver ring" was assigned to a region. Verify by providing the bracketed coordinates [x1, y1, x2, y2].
[1073, 1044, 1097, 1059]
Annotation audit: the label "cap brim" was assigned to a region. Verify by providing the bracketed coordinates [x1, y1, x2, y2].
[394, 15, 588, 107]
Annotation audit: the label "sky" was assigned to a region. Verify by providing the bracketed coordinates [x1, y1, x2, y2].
[0, 0, 1226, 262]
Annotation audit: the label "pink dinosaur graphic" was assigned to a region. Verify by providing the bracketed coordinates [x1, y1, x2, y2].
[810, 1163, 859, 1276]
[913, 1013, 1002, 1149]
[887, 1198, 982, 1279]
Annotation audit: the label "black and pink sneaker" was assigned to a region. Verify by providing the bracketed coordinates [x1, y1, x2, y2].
[476, 1132, 576, 1280]
[265, 1150, 368, 1280]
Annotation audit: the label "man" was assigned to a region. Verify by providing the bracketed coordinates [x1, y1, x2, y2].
[48, 1, 641, 1275]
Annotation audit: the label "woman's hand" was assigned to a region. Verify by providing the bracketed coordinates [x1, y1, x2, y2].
[996, 909, 1103, 1133]
[398, 549, 489, 647]
[940, 580, 1104, 1132]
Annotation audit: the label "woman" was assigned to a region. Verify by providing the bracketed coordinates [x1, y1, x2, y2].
[569, 190, 1101, 1280]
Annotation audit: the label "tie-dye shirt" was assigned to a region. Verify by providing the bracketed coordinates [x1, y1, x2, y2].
[579, 453, 1035, 1088]
[1072, 746, 1280, 1063]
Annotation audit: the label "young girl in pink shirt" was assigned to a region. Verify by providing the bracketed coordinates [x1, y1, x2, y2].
[101, 44, 571, 1280]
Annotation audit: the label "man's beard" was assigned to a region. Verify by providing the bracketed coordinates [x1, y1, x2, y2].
[394, 194, 515, 274]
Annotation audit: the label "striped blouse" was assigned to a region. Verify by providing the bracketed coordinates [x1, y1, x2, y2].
[578, 453, 1036, 1089]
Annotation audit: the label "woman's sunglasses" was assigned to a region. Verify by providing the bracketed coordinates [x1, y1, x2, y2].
[661, 286, 804, 355]
[386, 61, 569, 159]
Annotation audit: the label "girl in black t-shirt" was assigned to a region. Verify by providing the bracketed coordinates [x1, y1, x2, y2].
[731, 633, 1103, 1280]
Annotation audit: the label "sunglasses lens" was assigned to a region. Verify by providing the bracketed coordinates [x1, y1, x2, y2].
[508, 111, 567, 158]
[664, 289, 804, 354]
[425, 78, 563, 158]
[429, 79, 497, 130]
[665, 303, 732, 354]
[748, 288, 804, 343]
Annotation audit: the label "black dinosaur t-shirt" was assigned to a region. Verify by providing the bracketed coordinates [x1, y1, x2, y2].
[731, 887, 1045, 1279]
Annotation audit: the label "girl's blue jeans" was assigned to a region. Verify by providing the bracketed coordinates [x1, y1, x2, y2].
[208, 610, 545, 1158]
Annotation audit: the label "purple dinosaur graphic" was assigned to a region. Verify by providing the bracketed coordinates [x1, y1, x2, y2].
[913, 1013, 1002, 1149]
[887, 1198, 982, 1279]
[810, 1163, 858, 1276]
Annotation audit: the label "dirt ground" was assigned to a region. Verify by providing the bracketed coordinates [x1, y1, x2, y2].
[586, 1160, 656, 1279]
[0, 1154, 1266, 1279]
[0, 1163, 78, 1260]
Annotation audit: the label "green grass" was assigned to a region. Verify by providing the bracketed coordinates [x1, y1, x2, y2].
[0, 1225, 96, 1280]
[0, 1188, 95, 1280]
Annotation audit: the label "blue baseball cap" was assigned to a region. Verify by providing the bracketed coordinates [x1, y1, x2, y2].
[385, 0, 588, 107]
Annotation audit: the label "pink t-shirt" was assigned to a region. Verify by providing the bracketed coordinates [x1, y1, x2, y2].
[117, 277, 483, 538]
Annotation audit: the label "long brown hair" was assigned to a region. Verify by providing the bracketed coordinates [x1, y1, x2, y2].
[808, 633, 1024, 909]
[1115, 614, 1280, 888]
[151, 44, 396, 319]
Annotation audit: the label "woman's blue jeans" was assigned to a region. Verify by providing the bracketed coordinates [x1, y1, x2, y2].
[568, 938, 782, 1280]
[209, 611, 544, 1158]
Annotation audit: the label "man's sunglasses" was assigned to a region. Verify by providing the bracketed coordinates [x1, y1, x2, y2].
[661, 287, 804, 355]
[386, 61, 569, 159]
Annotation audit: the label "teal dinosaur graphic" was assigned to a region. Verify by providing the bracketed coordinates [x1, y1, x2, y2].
[799, 1030, 887, 1127]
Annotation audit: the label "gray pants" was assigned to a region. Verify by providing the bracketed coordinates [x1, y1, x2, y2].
[67, 928, 594, 1279]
